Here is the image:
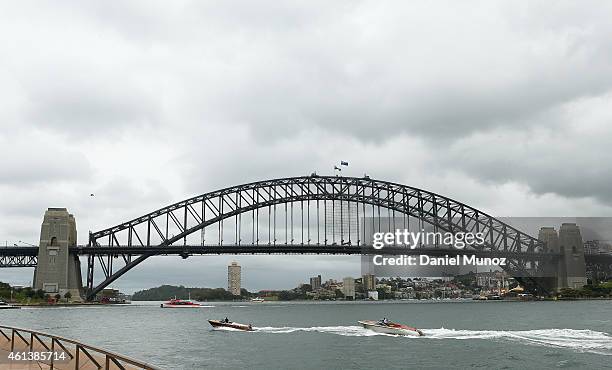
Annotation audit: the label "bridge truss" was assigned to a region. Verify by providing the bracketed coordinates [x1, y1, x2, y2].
[0, 247, 38, 267]
[85, 175, 549, 300]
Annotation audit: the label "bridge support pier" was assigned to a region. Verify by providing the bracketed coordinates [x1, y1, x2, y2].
[33, 208, 83, 300]
[558, 223, 587, 289]
[538, 223, 587, 292]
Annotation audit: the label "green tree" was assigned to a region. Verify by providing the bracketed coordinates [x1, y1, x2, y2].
[24, 288, 36, 298]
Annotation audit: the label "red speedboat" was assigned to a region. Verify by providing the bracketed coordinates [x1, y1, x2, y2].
[160, 297, 202, 308]
[208, 319, 254, 331]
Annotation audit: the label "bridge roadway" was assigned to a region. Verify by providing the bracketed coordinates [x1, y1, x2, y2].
[0, 245, 555, 271]
[3, 244, 558, 259]
[4, 244, 611, 269]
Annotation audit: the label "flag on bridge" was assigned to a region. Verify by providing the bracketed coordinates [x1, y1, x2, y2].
[334, 165, 342, 171]
[340, 161, 349, 166]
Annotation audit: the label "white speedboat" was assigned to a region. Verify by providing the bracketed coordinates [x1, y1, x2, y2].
[358, 320, 424, 336]
[250, 297, 265, 303]
[208, 319, 254, 331]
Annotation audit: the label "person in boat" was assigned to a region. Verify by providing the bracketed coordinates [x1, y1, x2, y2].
[378, 318, 390, 326]
[248, 324, 252, 330]
[224, 317, 229, 323]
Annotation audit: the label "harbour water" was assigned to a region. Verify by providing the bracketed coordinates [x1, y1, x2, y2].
[2, 300, 612, 369]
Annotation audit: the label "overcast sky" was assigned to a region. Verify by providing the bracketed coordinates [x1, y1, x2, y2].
[1, 1, 612, 293]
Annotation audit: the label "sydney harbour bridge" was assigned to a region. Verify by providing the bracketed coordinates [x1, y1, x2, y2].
[2, 175, 611, 301]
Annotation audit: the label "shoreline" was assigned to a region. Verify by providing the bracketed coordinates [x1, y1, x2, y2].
[11, 302, 132, 307]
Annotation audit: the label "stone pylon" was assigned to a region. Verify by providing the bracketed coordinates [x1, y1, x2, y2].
[558, 223, 587, 289]
[33, 208, 83, 299]
[537, 227, 561, 292]
[538, 224, 587, 292]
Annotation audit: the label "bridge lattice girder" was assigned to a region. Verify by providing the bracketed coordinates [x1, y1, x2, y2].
[0, 247, 38, 267]
[86, 175, 545, 300]
[0, 255, 37, 268]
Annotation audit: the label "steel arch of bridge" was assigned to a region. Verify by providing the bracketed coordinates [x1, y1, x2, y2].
[86, 175, 545, 300]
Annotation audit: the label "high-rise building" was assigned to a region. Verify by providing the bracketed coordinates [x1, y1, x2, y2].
[310, 275, 322, 291]
[342, 277, 355, 299]
[363, 274, 376, 291]
[227, 261, 241, 296]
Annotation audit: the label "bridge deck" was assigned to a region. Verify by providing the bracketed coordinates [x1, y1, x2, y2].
[3, 245, 559, 258]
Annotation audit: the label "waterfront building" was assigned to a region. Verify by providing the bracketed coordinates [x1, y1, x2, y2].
[342, 277, 355, 299]
[96, 288, 130, 303]
[310, 275, 322, 291]
[324, 279, 339, 290]
[307, 288, 337, 300]
[362, 274, 376, 291]
[376, 284, 392, 294]
[584, 240, 601, 255]
[227, 261, 241, 296]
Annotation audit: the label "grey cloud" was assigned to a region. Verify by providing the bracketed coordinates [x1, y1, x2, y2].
[23, 72, 161, 137]
[5, 1, 612, 144]
[0, 145, 92, 185]
[440, 95, 612, 204]
[171, 1, 612, 143]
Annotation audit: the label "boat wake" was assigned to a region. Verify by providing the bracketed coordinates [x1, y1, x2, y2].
[212, 326, 246, 332]
[425, 328, 612, 355]
[255, 326, 383, 337]
[254, 326, 612, 355]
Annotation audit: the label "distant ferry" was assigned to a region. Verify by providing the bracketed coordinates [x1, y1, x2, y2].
[161, 296, 202, 308]
[250, 297, 265, 303]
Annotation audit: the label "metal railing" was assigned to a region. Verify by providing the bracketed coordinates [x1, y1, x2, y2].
[0, 325, 160, 369]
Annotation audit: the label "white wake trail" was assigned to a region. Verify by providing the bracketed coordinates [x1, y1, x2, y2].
[424, 328, 612, 355]
[255, 326, 384, 337]
[253, 326, 612, 355]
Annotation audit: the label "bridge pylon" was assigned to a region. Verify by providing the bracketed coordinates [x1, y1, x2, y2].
[33, 208, 83, 300]
[538, 224, 587, 292]
[558, 223, 587, 289]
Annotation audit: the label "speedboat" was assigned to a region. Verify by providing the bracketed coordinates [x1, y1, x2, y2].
[358, 320, 424, 336]
[208, 319, 254, 331]
[250, 297, 265, 303]
[160, 298, 202, 308]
